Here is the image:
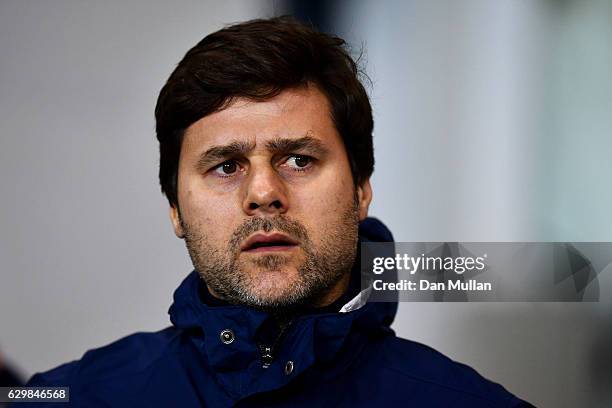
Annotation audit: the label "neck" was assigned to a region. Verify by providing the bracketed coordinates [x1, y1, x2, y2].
[311, 270, 352, 308]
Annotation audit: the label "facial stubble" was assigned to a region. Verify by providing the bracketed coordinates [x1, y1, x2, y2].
[180, 194, 360, 312]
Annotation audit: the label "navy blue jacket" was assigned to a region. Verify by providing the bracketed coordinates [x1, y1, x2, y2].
[25, 218, 533, 407]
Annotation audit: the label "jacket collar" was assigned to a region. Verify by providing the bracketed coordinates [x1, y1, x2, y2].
[168, 217, 396, 400]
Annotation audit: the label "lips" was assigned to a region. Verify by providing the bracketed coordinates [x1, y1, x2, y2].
[241, 232, 299, 253]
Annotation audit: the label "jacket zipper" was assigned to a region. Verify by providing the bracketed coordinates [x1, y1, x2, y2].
[259, 345, 274, 368]
[257, 317, 294, 368]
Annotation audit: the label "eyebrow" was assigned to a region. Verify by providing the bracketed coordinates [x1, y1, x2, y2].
[195, 135, 329, 170]
[265, 136, 328, 157]
[196, 140, 255, 170]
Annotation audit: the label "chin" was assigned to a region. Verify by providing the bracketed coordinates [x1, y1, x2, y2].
[247, 268, 302, 303]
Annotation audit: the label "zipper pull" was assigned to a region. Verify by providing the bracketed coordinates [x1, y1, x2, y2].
[257, 316, 295, 369]
[259, 345, 274, 368]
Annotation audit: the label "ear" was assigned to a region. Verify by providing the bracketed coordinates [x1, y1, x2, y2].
[356, 178, 373, 221]
[169, 204, 185, 239]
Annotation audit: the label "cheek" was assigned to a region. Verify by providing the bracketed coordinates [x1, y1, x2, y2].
[179, 185, 239, 237]
[291, 173, 355, 229]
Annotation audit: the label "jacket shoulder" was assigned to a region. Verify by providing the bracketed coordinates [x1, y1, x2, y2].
[27, 326, 182, 387]
[375, 336, 531, 407]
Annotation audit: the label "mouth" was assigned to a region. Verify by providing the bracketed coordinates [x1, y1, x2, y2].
[241, 232, 299, 253]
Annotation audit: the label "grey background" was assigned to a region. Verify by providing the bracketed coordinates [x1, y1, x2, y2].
[1, 1, 611, 407]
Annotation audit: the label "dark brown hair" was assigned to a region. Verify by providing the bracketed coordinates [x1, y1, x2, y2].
[155, 16, 374, 207]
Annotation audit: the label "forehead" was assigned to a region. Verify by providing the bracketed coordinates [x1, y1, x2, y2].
[181, 85, 343, 154]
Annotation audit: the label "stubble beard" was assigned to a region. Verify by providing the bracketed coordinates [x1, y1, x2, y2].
[180, 195, 360, 313]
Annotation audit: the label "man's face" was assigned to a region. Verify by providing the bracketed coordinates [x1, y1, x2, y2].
[169, 84, 372, 311]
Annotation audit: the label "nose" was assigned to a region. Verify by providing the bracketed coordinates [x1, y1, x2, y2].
[242, 163, 289, 216]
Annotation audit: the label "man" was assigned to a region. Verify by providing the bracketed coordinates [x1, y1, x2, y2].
[25, 16, 532, 407]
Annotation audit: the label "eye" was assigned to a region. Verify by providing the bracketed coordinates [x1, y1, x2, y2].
[284, 155, 312, 170]
[213, 160, 239, 177]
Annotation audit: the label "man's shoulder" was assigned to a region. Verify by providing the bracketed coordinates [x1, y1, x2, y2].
[369, 335, 531, 407]
[27, 326, 182, 388]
